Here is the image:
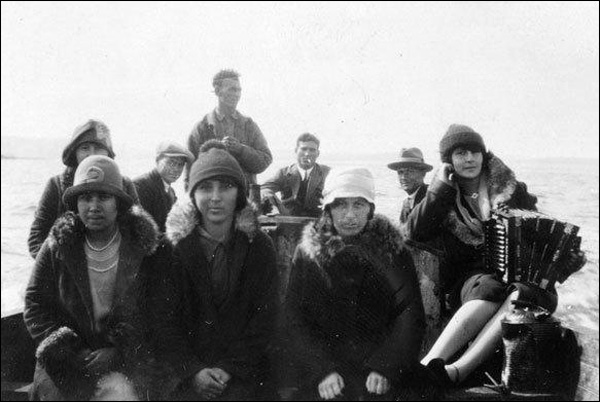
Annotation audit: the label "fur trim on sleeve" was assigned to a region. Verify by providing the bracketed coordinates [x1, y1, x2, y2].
[36, 327, 98, 399]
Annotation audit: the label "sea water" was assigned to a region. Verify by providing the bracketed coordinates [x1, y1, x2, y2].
[2, 154, 598, 331]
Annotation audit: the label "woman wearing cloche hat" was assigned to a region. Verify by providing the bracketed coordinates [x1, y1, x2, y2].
[403, 124, 558, 389]
[285, 167, 426, 400]
[24, 155, 165, 400]
[28, 119, 139, 259]
[149, 141, 279, 400]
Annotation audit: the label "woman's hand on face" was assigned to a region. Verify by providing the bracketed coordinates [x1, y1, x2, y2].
[366, 371, 390, 395]
[318, 372, 345, 400]
[192, 368, 229, 399]
[435, 163, 455, 185]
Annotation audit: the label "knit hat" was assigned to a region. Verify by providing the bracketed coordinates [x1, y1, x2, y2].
[439, 124, 486, 163]
[387, 147, 433, 172]
[322, 167, 375, 207]
[188, 145, 247, 209]
[156, 141, 194, 165]
[62, 120, 115, 167]
[63, 155, 132, 211]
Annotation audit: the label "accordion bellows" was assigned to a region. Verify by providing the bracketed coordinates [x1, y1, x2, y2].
[484, 208, 583, 290]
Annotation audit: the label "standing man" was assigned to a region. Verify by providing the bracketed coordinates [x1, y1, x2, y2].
[134, 141, 193, 232]
[387, 147, 433, 224]
[261, 133, 330, 217]
[186, 69, 272, 189]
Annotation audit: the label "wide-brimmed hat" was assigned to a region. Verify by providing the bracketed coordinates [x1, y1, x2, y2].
[387, 147, 433, 172]
[62, 120, 115, 167]
[156, 141, 194, 165]
[63, 155, 132, 211]
[322, 167, 375, 207]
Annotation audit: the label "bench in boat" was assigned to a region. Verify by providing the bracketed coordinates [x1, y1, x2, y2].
[2, 216, 597, 400]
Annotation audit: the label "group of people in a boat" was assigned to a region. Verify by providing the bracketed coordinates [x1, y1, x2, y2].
[24, 69, 560, 401]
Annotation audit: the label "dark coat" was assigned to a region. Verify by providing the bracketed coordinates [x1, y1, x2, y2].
[28, 167, 140, 259]
[186, 110, 273, 185]
[403, 152, 538, 292]
[399, 183, 428, 224]
[153, 201, 279, 399]
[23, 205, 164, 400]
[285, 214, 426, 391]
[133, 168, 176, 232]
[261, 163, 331, 217]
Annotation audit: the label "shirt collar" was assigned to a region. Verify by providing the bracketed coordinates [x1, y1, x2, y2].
[197, 225, 231, 245]
[215, 107, 239, 121]
[161, 178, 171, 193]
[298, 166, 314, 180]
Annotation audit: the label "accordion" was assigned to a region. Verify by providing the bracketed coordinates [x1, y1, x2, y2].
[484, 208, 583, 290]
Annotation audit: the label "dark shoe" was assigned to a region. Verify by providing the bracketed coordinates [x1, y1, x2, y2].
[425, 358, 456, 388]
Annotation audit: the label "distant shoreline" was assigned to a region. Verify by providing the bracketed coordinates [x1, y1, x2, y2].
[1, 155, 48, 160]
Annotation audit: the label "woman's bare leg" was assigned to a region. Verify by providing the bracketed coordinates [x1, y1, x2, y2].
[421, 299, 502, 366]
[444, 292, 519, 383]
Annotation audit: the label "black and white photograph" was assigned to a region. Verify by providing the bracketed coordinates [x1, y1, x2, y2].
[2, 2, 598, 400]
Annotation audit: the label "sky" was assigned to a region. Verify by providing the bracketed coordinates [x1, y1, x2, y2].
[1, 1, 599, 162]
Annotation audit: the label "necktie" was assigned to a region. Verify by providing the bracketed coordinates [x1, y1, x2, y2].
[167, 186, 177, 205]
[297, 172, 309, 204]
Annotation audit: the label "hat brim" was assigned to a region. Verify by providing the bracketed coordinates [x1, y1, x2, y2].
[322, 189, 375, 207]
[161, 152, 194, 165]
[387, 161, 433, 172]
[62, 128, 116, 167]
[63, 182, 133, 211]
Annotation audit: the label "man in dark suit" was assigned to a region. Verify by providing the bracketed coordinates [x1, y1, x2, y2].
[134, 142, 194, 232]
[261, 133, 330, 218]
[387, 147, 433, 224]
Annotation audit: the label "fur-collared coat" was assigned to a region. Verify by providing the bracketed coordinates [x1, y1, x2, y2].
[24, 205, 165, 400]
[153, 201, 279, 399]
[403, 152, 538, 293]
[28, 168, 140, 259]
[285, 214, 426, 391]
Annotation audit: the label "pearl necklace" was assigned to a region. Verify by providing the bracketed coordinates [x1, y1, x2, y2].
[88, 260, 118, 273]
[85, 229, 119, 252]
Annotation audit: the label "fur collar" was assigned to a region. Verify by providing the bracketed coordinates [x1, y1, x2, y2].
[484, 152, 517, 207]
[49, 205, 160, 256]
[444, 152, 517, 246]
[165, 200, 260, 246]
[298, 213, 405, 268]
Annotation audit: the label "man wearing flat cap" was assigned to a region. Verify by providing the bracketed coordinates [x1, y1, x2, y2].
[134, 141, 194, 232]
[387, 147, 433, 224]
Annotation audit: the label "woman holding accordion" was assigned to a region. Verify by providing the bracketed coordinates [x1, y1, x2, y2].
[403, 124, 559, 386]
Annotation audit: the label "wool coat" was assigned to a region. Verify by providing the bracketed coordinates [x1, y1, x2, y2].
[28, 168, 140, 259]
[285, 214, 426, 394]
[23, 205, 165, 400]
[186, 110, 272, 185]
[133, 168, 176, 232]
[152, 201, 279, 399]
[261, 163, 331, 218]
[403, 152, 538, 296]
